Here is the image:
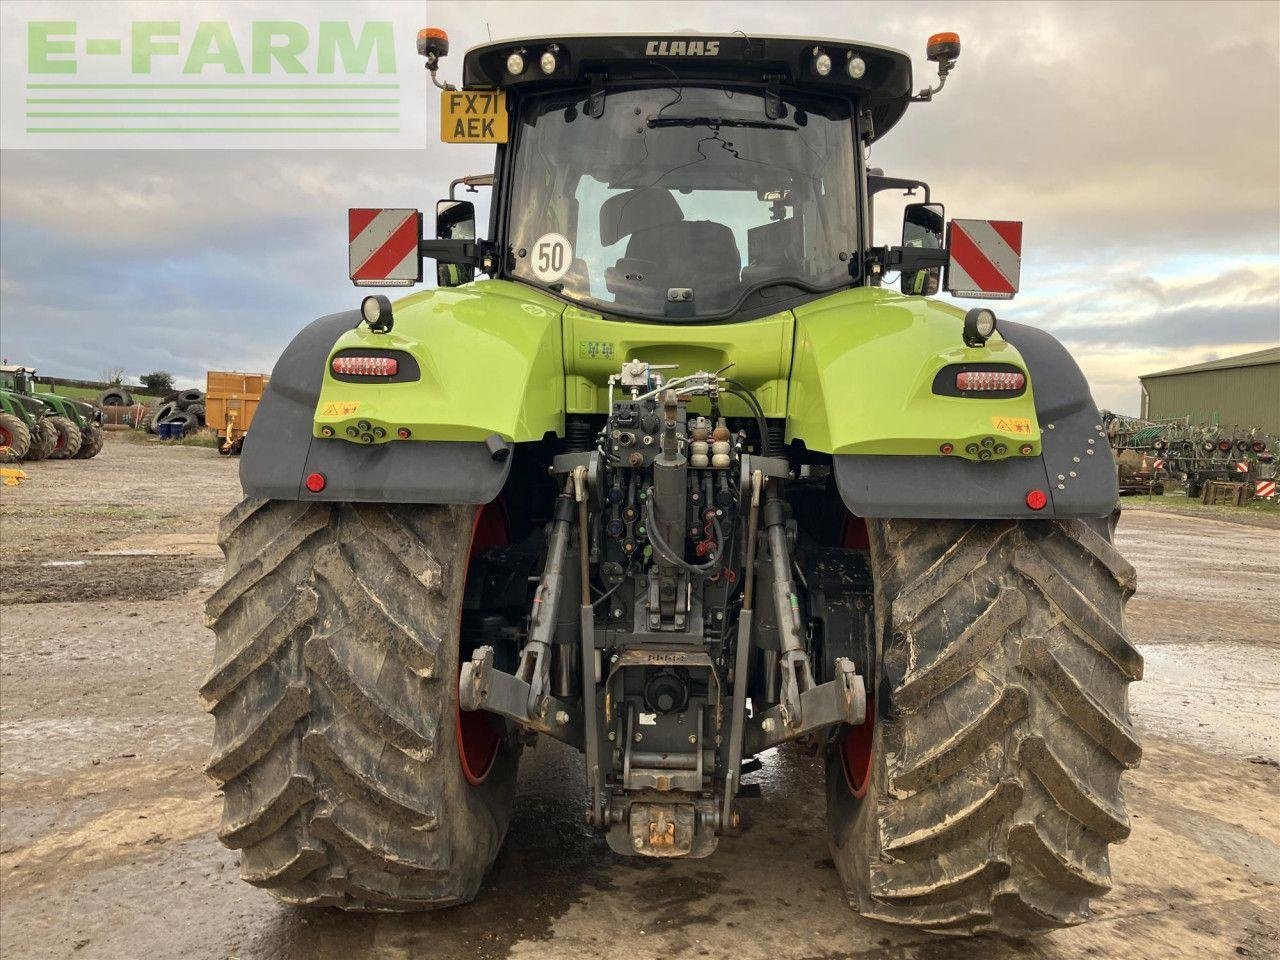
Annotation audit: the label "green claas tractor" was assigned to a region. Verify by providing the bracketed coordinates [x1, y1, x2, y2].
[205, 30, 1140, 936]
[0, 365, 105, 460]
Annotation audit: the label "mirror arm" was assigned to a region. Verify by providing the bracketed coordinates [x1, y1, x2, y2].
[885, 247, 948, 272]
[419, 238, 479, 265]
[867, 175, 931, 202]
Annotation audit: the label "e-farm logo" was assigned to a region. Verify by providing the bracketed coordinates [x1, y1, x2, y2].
[0, 1, 428, 149]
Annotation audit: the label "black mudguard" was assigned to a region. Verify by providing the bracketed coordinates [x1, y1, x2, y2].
[835, 321, 1118, 520]
[240, 311, 512, 503]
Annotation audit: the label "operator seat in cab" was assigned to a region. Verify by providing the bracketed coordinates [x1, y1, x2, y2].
[600, 187, 741, 311]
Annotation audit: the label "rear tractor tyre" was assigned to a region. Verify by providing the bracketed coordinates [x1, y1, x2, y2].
[47, 416, 82, 459]
[202, 499, 519, 910]
[826, 517, 1141, 936]
[75, 424, 105, 459]
[0, 413, 31, 463]
[25, 418, 58, 462]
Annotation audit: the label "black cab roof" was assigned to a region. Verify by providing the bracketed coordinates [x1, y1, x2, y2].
[462, 33, 913, 142]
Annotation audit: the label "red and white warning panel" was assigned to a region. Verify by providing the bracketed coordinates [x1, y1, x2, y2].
[1256, 480, 1277, 499]
[349, 209, 422, 286]
[947, 219, 1022, 299]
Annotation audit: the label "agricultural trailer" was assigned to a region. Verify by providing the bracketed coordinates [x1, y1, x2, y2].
[205, 370, 269, 455]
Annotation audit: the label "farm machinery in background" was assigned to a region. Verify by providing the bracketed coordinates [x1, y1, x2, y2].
[1101, 411, 1277, 498]
[124, 372, 268, 454]
[0, 364, 104, 463]
[204, 370, 268, 455]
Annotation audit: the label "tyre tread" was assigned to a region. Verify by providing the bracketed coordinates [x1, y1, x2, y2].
[205, 499, 516, 910]
[833, 517, 1140, 936]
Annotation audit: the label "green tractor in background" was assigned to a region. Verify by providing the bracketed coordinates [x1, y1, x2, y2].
[0, 365, 105, 460]
[204, 30, 1140, 937]
[0, 384, 50, 463]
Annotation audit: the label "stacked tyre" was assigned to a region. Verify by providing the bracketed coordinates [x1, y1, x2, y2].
[99, 387, 133, 407]
[146, 389, 207, 437]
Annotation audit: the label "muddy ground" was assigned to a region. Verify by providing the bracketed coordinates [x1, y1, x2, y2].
[1, 435, 1277, 960]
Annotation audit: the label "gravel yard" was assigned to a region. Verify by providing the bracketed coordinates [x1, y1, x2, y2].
[1, 434, 1276, 960]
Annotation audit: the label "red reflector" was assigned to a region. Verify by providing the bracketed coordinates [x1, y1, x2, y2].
[1218, 440, 1232, 452]
[305, 472, 327, 493]
[1025, 489, 1048, 511]
[332, 355, 399, 377]
[956, 370, 1025, 391]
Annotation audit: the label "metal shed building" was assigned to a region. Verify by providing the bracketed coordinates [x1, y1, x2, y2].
[1140, 346, 1280, 434]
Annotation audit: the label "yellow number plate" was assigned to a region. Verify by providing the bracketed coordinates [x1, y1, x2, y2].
[440, 90, 508, 143]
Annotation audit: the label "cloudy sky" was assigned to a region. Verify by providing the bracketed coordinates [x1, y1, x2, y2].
[1, 0, 1277, 413]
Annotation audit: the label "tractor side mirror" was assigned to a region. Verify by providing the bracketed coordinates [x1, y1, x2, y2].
[436, 199, 476, 287]
[900, 202, 945, 296]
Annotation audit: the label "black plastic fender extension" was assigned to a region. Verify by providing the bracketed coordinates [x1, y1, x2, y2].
[834, 320, 1119, 520]
[239, 310, 512, 503]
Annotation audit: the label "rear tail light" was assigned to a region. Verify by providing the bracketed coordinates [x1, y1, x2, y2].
[332, 355, 399, 377]
[956, 370, 1025, 391]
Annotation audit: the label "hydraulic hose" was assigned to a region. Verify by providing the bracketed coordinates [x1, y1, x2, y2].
[643, 495, 724, 576]
[722, 379, 772, 456]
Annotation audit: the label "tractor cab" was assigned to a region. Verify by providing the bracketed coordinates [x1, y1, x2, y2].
[0, 364, 38, 395]
[352, 32, 1018, 315]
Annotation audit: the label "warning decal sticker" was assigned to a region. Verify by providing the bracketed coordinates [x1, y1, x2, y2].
[991, 415, 1033, 435]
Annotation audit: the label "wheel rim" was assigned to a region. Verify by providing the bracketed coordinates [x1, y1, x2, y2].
[0, 425, 10, 448]
[838, 513, 875, 798]
[457, 500, 510, 786]
[53, 428, 65, 451]
[840, 694, 876, 798]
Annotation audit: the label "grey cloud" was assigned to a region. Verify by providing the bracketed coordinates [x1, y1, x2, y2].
[1046, 302, 1280, 349]
[1, 0, 1278, 401]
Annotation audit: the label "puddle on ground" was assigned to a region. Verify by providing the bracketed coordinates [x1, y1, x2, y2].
[1132, 642, 1280, 759]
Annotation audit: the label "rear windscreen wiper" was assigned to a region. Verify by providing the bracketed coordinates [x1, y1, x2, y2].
[647, 116, 797, 131]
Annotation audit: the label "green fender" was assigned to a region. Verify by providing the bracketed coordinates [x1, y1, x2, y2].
[787, 287, 1041, 460]
[33, 391, 99, 429]
[789, 289, 1117, 520]
[312, 279, 566, 444]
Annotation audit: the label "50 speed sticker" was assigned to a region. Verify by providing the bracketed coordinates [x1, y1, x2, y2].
[531, 233, 573, 283]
